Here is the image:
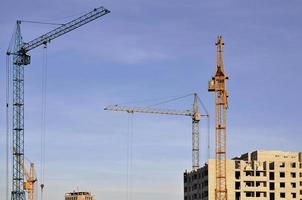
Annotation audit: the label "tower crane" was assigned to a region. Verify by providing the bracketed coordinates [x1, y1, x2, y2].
[6, 6, 110, 200]
[208, 35, 229, 200]
[22, 161, 37, 200]
[104, 93, 208, 170]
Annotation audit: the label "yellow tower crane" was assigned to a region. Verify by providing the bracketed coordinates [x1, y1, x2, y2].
[21, 160, 37, 200]
[208, 35, 229, 200]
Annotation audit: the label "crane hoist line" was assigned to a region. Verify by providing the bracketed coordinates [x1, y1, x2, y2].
[6, 6, 110, 200]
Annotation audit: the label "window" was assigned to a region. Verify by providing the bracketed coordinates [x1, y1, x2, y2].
[269, 182, 275, 190]
[269, 162, 275, 170]
[235, 182, 240, 190]
[235, 161, 241, 169]
[269, 193, 275, 200]
[280, 182, 285, 188]
[235, 171, 240, 179]
[291, 193, 296, 198]
[291, 172, 296, 178]
[291, 182, 296, 188]
[269, 172, 275, 180]
[245, 171, 254, 176]
[246, 192, 254, 197]
[291, 162, 296, 168]
[280, 162, 285, 168]
[280, 192, 286, 198]
[235, 192, 240, 200]
[280, 172, 285, 178]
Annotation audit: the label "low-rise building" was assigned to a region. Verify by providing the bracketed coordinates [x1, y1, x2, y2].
[65, 191, 95, 200]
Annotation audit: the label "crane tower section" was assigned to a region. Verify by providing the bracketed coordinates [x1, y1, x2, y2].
[7, 6, 110, 200]
[208, 35, 228, 200]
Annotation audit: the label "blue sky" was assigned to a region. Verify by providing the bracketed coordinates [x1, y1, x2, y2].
[0, 0, 302, 200]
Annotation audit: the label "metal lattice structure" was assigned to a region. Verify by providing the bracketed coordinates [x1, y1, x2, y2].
[208, 35, 229, 200]
[11, 20, 26, 200]
[105, 93, 204, 170]
[7, 6, 110, 200]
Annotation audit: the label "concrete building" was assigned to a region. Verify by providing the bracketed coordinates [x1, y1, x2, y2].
[184, 151, 302, 200]
[65, 191, 95, 200]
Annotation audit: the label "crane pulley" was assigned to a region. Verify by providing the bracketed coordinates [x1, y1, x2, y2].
[6, 6, 110, 200]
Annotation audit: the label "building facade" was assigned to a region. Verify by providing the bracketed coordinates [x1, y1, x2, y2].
[184, 151, 302, 200]
[65, 191, 95, 200]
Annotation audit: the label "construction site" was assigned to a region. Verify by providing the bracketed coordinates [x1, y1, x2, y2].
[1, 1, 302, 200]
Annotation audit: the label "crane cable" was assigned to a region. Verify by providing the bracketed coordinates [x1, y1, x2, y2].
[126, 113, 134, 200]
[40, 44, 48, 200]
[6, 53, 11, 200]
[197, 96, 211, 161]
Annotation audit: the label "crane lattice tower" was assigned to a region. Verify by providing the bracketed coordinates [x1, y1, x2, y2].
[208, 35, 229, 200]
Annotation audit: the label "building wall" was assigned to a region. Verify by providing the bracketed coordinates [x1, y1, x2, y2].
[184, 151, 302, 200]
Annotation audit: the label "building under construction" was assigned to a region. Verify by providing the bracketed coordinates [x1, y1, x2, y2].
[184, 150, 302, 200]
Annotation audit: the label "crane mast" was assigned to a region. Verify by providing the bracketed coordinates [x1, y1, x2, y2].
[105, 93, 204, 170]
[7, 6, 110, 200]
[208, 35, 228, 200]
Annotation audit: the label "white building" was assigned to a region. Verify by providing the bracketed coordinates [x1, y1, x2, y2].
[184, 150, 302, 200]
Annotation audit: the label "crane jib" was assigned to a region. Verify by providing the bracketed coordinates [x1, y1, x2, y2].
[21, 7, 110, 53]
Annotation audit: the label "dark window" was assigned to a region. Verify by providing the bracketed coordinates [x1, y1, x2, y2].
[291, 193, 296, 198]
[280, 172, 285, 178]
[291, 162, 296, 168]
[235, 161, 241, 169]
[280, 182, 285, 188]
[280, 193, 285, 198]
[269, 172, 275, 180]
[269, 192, 275, 200]
[291, 182, 296, 188]
[291, 172, 296, 178]
[269, 182, 275, 190]
[269, 162, 274, 170]
[235, 171, 240, 179]
[235, 182, 240, 190]
[245, 171, 254, 176]
[235, 192, 240, 200]
[247, 192, 254, 197]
